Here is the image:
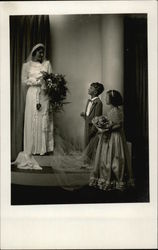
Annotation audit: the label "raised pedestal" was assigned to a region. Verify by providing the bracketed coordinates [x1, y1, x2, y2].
[11, 142, 132, 188]
[11, 155, 90, 188]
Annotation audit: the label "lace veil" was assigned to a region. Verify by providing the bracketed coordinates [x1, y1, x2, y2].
[26, 43, 46, 62]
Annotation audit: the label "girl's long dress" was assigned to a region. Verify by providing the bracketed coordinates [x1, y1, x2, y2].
[89, 107, 134, 190]
[22, 60, 54, 155]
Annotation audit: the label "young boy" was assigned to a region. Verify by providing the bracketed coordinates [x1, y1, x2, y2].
[80, 82, 104, 148]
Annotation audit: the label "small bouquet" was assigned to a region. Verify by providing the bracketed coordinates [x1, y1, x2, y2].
[92, 116, 110, 129]
[41, 71, 69, 112]
[92, 116, 112, 140]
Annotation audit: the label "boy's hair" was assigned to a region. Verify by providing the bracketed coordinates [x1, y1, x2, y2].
[91, 82, 104, 96]
[107, 90, 123, 107]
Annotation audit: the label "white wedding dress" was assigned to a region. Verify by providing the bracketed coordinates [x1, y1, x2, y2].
[13, 60, 54, 170]
[22, 60, 54, 155]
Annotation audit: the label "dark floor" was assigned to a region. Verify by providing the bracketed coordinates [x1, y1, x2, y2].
[11, 178, 149, 205]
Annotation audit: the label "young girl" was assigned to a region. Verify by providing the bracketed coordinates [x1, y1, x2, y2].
[89, 90, 134, 191]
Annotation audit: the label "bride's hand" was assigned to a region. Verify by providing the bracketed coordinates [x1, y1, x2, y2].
[35, 76, 42, 86]
[36, 103, 41, 110]
[36, 77, 46, 88]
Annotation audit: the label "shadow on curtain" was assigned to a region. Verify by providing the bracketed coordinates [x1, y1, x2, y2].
[10, 15, 51, 161]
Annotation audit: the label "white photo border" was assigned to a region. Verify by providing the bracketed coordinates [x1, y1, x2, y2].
[0, 1, 157, 249]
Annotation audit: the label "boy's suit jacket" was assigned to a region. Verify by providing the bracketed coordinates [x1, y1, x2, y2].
[84, 97, 103, 147]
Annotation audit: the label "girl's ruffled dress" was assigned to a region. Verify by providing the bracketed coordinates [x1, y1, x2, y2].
[89, 107, 134, 191]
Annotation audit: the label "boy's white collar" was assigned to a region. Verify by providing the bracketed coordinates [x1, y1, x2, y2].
[91, 96, 99, 101]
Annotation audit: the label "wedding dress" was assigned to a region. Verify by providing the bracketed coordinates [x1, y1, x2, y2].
[12, 44, 54, 170]
[22, 60, 54, 155]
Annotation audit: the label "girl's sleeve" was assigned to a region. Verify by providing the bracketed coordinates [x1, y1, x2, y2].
[21, 63, 37, 86]
[107, 109, 124, 132]
[117, 109, 124, 124]
[109, 108, 123, 124]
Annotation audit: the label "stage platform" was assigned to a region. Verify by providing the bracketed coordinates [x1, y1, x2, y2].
[11, 155, 90, 188]
[11, 143, 132, 188]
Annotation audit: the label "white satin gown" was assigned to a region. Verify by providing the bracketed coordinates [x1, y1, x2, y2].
[22, 60, 54, 155]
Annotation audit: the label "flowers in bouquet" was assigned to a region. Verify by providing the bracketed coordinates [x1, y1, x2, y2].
[41, 71, 69, 112]
[92, 116, 112, 141]
[92, 116, 110, 129]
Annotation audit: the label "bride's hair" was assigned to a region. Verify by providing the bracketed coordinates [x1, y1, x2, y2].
[32, 46, 45, 57]
[26, 43, 45, 62]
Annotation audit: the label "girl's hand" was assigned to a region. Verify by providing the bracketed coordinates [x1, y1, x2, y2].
[97, 128, 109, 134]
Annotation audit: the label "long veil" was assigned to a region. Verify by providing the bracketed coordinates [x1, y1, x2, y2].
[50, 111, 98, 168]
[12, 43, 97, 189]
[30, 110, 100, 190]
[11, 43, 48, 171]
[12, 124, 95, 190]
[44, 124, 96, 190]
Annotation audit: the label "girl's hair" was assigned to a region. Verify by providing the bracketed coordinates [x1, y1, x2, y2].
[32, 46, 45, 57]
[107, 90, 123, 107]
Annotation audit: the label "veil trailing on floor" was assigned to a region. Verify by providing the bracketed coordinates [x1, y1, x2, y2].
[51, 127, 98, 170]
[47, 126, 98, 189]
[12, 123, 133, 190]
[12, 119, 99, 190]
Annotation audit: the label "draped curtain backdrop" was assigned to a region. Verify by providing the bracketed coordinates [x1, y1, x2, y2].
[123, 16, 148, 196]
[10, 15, 51, 161]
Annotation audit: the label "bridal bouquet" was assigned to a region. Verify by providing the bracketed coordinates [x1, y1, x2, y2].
[41, 71, 69, 112]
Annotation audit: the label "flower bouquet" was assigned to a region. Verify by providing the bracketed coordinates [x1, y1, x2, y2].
[41, 71, 69, 112]
[92, 115, 110, 129]
[92, 116, 112, 140]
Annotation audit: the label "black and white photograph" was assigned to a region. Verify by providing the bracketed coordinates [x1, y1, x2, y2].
[0, 1, 157, 249]
[10, 13, 149, 205]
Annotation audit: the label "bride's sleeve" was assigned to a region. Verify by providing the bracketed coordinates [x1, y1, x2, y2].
[21, 63, 36, 86]
[47, 61, 53, 74]
[21, 63, 28, 86]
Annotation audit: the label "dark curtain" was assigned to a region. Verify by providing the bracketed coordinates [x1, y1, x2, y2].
[124, 16, 149, 196]
[10, 15, 51, 161]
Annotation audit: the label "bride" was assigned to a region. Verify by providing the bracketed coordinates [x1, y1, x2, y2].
[12, 43, 54, 170]
[12, 43, 91, 172]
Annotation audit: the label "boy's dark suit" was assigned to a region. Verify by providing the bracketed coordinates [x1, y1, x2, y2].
[84, 97, 103, 147]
